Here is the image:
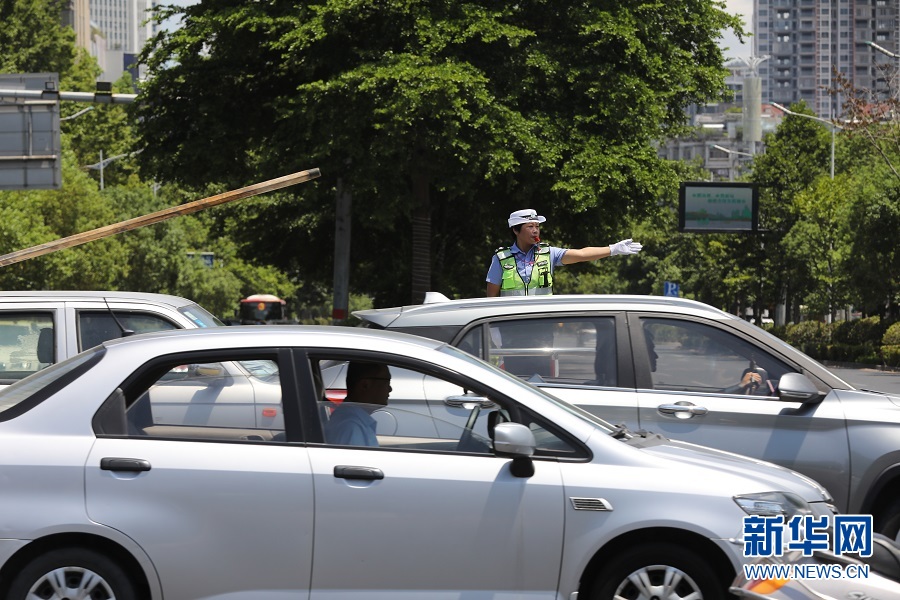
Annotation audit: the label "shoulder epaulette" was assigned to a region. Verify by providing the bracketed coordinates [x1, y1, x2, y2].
[494, 246, 513, 259]
[535, 242, 551, 254]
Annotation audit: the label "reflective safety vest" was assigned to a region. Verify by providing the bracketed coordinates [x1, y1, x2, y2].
[495, 244, 553, 296]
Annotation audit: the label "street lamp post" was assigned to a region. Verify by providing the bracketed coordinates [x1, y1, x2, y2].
[59, 106, 94, 121]
[771, 102, 841, 179]
[711, 144, 754, 181]
[866, 40, 899, 59]
[866, 41, 900, 102]
[83, 149, 143, 190]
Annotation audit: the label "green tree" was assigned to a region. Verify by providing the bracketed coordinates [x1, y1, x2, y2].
[843, 162, 900, 317]
[0, 139, 128, 290]
[749, 101, 832, 322]
[783, 175, 853, 320]
[63, 69, 139, 187]
[0, 0, 76, 75]
[135, 0, 744, 305]
[103, 184, 297, 318]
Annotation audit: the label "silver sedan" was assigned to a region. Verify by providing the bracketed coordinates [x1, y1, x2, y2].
[0, 326, 833, 600]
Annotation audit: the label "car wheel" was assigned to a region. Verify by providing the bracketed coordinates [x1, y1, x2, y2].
[877, 497, 900, 542]
[588, 542, 726, 600]
[7, 547, 137, 600]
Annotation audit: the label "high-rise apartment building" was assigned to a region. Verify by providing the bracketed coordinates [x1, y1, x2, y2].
[754, 0, 900, 118]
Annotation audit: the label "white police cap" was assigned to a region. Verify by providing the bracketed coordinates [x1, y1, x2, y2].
[508, 209, 546, 227]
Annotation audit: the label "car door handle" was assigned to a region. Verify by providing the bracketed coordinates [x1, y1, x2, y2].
[657, 403, 709, 417]
[444, 395, 496, 409]
[334, 465, 384, 480]
[100, 457, 152, 472]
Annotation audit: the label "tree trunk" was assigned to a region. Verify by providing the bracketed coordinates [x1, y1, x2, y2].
[410, 169, 431, 304]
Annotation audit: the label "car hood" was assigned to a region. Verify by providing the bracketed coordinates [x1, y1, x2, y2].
[624, 430, 833, 504]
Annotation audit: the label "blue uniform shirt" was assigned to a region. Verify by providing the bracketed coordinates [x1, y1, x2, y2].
[324, 403, 379, 447]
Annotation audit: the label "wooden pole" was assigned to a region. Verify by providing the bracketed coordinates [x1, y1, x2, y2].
[0, 168, 320, 268]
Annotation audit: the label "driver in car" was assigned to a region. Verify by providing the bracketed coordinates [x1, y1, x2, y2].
[324, 362, 392, 447]
[644, 328, 772, 396]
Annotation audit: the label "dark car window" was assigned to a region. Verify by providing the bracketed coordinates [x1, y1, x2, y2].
[456, 327, 484, 358]
[639, 318, 793, 396]
[486, 317, 617, 385]
[77, 311, 180, 350]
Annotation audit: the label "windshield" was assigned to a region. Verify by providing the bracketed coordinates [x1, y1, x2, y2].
[0, 347, 103, 417]
[179, 304, 224, 328]
[437, 343, 618, 434]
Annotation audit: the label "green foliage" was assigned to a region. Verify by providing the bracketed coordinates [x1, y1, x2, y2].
[833, 316, 887, 346]
[745, 101, 833, 320]
[783, 175, 854, 318]
[884, 322, 900, 346]
[292, 293, 375, 326]
[765, 317, 900, 365]
[0, 0, 76, 74]
[63, 72, 139, 187]
[134, 0, 745, 305]
[0, 139, 127, 290]
[883, 345, 900, 368]
[843, 165, 900, 316]
[783, 320, 830, 357]
[0, 137, 298, 321]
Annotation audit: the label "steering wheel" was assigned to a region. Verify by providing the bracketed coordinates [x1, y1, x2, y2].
[740, 361, 764, 395]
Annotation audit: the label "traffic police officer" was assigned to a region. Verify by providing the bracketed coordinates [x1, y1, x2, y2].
[485, 209, 643, 297]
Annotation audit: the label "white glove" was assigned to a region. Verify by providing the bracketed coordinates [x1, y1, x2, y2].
[609, 239, 643, 256]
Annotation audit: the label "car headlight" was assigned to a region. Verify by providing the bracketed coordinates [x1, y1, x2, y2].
[734, 491, 812, 519]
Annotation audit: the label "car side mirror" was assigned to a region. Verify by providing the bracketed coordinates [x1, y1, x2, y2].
[777, 372, 822, 404]
[493, 422, 536, 478]
[191, 363, 225, 378]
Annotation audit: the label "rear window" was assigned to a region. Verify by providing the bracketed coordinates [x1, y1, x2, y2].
[181, 304, 224, 328]
[0, 347, 104, 420]
[78, 312, 180, 350]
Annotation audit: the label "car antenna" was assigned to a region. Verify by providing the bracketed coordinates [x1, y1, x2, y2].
[104, 298, 135, 337]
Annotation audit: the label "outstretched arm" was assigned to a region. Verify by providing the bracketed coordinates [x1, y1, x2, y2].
[561, 239, 642, 265]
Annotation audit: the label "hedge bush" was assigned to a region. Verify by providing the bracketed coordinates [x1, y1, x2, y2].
[883, 323, 900, 367]
[884, 322, 900, 346]
[832, 316, 885, 345]
[776, 318, 898, 366]
[784, 321, 831, 357]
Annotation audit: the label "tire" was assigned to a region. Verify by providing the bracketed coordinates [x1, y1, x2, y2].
[588, 542, 726, 600]
[7, 547, 137, 600]
[877, 497, 900, 542]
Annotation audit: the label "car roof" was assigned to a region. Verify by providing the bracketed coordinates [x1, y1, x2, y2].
[0, 290, 199, 308]
[354, 294, 740, 329]
[101, 324, 449, 353]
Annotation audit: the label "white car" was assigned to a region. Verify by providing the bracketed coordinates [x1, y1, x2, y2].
[0, 326, 833, 600]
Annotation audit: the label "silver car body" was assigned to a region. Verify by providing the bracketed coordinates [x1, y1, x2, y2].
[0, 290, 221, 385]
[354, 294, 900, 534]
[0, 326, 833, 599]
